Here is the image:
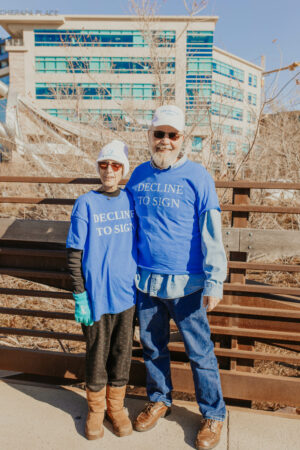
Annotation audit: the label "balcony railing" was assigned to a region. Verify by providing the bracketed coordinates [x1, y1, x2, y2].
[5, 38, 24, 48]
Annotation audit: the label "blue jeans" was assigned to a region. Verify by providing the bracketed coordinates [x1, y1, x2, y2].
[137, 289, 226, 421]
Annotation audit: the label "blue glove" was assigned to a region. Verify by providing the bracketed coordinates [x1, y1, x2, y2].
[73, 291, 94, 326]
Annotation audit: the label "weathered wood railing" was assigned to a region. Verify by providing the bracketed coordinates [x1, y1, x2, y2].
[0, 177, 299, 406]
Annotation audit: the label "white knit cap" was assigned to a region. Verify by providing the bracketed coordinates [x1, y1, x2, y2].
[96, 140, 129, 177]
[151, 105, 185, 132]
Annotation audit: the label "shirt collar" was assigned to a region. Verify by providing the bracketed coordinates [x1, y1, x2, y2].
[150, 154, 187, 170]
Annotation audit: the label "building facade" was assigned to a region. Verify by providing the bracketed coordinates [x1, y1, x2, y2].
[0, 37, 9, 122]
[0, 14, 262, 169]
[0, 37, 9, 160]
[0, 37, 8, 78]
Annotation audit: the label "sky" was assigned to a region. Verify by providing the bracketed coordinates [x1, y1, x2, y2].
[1, 0, 299, 108]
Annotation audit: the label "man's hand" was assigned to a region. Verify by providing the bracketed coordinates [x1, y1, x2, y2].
[203, 296, 221, 312]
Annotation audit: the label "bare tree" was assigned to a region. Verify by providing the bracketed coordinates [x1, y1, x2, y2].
[182, 0, 208, 16]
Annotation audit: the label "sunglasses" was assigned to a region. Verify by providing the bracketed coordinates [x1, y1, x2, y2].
[152, 130, 183, 141]
[98, 162, 123, 171]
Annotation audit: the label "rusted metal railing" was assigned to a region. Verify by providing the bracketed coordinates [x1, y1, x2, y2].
[0, 177, 299, 406]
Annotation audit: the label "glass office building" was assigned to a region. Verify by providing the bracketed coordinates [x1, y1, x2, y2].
[0, 37, 9, 123]
[0, 37, 10, 161]
[0, 15, 262, 166]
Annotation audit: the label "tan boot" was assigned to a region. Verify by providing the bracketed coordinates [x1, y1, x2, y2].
[85, 386, 106, 440]
[106, 385, 133, 437]
[133, 402, 171, 432]
[195, 419, 223, 450]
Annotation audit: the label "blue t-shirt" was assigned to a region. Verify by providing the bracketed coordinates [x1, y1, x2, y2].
[66, 190, 137, 321]
[126, 159, 220, 275]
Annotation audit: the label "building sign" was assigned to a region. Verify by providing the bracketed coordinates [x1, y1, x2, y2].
[0, 10, 59, 15]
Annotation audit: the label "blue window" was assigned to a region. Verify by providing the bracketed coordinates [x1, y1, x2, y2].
[186, 31, 213, 59]
[213, 124, 242, 135]
[213, 60, 244, 82]
[186, 33, 213, 44]
[1, 75, 9, 85]
[162, 86, 175, 99]
[211, 103, 243, 121]
[43, 108, 154, 129]
[36, 82, 174, 101]
[247, 110, 256, 123]
[242, 143, 249, 153]
[186, 85, 211, 98]
[186, 111, 209, 126]
[35, 30, 139, 47]
[34, 29, 175, 48]
[227, 141, 236, 155]
[35, 56, 175, 74]
[36, 56, 67, 72]
[212, 140, 221, 154]
[248, 73, 257, 87]
[151, 30, 176, 46]
[187, 58, 212, 74]
[0, 60, 8, 68]
[0, 98, 7, 123]
[186, 31, 213, 112]
[248, 73, 258, 87]
[0, 142, 11, 162]
[227, 161, 235, 169]
[212, 81, 243, 102]
[0, 38, 8, 57]
[248, 92, 257, 105]
[192, 136, 203, 152]
[68, 59, 88, 72]
[36, 85, 55, 99]
[233, 109, 242, 120]
[100, 86, 112, 99]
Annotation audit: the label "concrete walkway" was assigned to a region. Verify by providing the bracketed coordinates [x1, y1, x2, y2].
[0, 376, 299, 450]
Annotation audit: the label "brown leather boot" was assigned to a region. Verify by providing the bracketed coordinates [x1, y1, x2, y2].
[195, 419, 223, 450]
[106, 385, 133, 437]
[85, 386, 106, 440]
[133, 401, 171, 432]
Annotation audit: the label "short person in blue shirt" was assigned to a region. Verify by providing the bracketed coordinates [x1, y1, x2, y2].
[66, 140, 137, 440]
[126, 106, 227, 450]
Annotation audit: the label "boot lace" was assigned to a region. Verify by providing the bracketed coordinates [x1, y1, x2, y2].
[201, 419, 219, 433]
[144, 402, 156, 413]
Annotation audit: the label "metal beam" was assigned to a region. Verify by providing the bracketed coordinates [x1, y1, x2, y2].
[213, 305, 300, 318]
[1, 348, 298, 405]
[0, 327, 84, 341]
[1, 177, 300, 190]
[0, 307, 73, 320]
[222, 205, 300, 214]
[228, 261, 300, 272]
[0, 346, 85, 379]
[224, 283, 300, 296]
[166, 342, 300, 365]
[0, 288, 72, 299]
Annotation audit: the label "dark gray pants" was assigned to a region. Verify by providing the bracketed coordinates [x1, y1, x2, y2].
[82, 305, 135, 392]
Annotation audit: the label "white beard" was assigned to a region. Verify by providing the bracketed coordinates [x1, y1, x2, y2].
[151, 148, 180, 169]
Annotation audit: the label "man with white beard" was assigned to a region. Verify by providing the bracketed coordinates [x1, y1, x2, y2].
[126, 105, 227, 450]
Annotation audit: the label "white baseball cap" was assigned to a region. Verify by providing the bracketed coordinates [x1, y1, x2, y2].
[96, 140, 129, 177]
[151, 105, 185, 132]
